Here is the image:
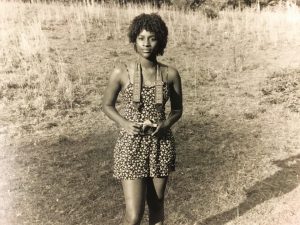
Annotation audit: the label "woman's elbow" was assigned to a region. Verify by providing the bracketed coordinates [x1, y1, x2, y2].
[173, 108, 183, 118]
[178, 109, 183, 118]
[101, 103, 112, 115]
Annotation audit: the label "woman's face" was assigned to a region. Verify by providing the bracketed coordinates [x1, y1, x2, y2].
[135, 29, 158, 59]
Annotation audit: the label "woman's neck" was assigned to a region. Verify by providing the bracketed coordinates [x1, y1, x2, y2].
[138, 56, 158, 69]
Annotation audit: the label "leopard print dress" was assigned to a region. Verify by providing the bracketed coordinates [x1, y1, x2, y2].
[113, 74, 176, 180]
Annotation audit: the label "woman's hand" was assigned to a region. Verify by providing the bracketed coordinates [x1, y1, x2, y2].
[151, 121, 170, 137]
[121, 120, 142, 135]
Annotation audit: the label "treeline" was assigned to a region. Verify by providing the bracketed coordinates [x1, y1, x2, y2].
[153, 0, 300, 10]
[21, 0, 299, 10]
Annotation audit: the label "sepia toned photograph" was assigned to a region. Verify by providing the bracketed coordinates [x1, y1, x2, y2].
[0, 0, 300, 224]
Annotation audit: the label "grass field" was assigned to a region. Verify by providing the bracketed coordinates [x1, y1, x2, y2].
[1, 0, 300, 224]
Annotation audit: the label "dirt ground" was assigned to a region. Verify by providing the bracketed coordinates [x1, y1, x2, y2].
[1, 5, 300, 225]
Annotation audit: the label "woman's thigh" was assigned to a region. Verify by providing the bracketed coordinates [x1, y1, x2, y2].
[122, 178, 147, 214]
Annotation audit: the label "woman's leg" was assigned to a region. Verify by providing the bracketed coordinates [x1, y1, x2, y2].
[146, 177, 168, 225]
[122, 178, 147, 225]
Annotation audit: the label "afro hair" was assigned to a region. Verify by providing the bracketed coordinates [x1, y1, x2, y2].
[128, 13, 168, 56]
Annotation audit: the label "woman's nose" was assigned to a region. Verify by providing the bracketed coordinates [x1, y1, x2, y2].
[143, 39, 150, 46]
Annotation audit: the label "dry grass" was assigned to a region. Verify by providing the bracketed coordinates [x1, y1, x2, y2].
[1, 0, 299, 116]
[260, 68, 300, 112]
[1, 0, 300, 224]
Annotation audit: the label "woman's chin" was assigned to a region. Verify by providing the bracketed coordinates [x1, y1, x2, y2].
[139, 52, 155, 59]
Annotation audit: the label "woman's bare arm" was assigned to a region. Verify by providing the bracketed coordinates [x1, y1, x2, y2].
[102, 66, 141, 135]
[102, 67, 126, 126]
[164, 66, 183, 128]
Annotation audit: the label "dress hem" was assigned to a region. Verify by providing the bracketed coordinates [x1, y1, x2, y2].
[113, 168, 175, 180]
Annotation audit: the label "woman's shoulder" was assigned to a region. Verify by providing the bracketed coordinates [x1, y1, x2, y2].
[112, 63, 128, 75]
[110, 62, 131, 83]
[159, 63, 180, 82]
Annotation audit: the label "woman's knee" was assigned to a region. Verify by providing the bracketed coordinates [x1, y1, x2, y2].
[146, 177, 168, 212]
[124, 209, 144, 225]
[147, 198, 165, 224]
[147, 197, 164, 212]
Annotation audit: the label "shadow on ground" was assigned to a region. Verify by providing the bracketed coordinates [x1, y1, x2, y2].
[195, 154, 300, 225]
[163, 113, 263, 224]
[4, 127, 125, 225]
[5, 112, 299, 225]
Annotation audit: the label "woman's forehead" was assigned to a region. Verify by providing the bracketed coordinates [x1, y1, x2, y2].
[138, 29, 156, 36]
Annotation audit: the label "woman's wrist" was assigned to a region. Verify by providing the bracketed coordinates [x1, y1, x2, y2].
[117, 117, 128, 127]
[162, 120, 172, 129]
[164, 110, 182, 129]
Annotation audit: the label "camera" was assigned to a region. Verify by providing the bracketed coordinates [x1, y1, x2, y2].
[139, 119, 157, 135]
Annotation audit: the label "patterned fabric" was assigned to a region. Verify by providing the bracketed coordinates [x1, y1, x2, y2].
[113, 81, 176, 180]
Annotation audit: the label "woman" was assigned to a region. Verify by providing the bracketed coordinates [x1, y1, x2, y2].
[102, 13, 183, 225]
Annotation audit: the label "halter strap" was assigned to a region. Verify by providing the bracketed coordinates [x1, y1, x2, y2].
[132, 63, 142, 103]
[132, 63, 164, 110]
[155, 64, 164, 105]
